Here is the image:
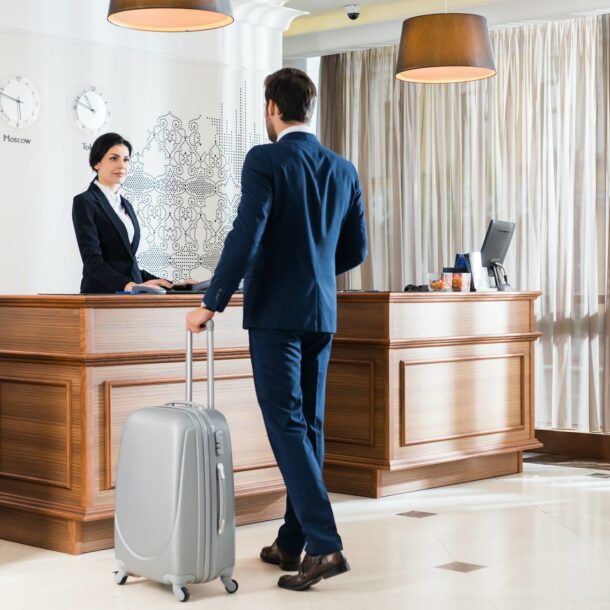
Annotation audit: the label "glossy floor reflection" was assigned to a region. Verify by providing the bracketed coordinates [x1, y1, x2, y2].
[2, 461, 610, 609]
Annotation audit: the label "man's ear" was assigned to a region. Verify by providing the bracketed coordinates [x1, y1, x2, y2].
[267, 99, 280, 118]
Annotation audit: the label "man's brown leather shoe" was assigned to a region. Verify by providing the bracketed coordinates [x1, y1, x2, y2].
[260, 539, 301, 571]
[277, 551, 350, 591]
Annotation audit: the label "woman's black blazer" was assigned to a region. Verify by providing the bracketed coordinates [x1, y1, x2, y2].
[72, 182, 159, 293]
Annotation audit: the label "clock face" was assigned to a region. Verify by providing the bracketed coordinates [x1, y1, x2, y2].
[0, 75, 40, 128]
[69, 86, 111, 135]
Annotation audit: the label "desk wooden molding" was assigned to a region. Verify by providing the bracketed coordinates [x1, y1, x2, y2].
[0, 291, 542, 553]
[324, 291, 542, 497]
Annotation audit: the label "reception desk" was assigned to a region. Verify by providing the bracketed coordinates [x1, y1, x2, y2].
[0, 294, 284, 554]
[324, 291, 542, 497]
[0, 291, 541, 553]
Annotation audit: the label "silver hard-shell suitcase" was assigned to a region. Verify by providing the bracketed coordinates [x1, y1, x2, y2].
[113, 321, 238, 602]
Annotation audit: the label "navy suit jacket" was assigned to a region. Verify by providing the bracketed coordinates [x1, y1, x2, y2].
[203, 132, 368, 333]
[72, 182, 159, 293]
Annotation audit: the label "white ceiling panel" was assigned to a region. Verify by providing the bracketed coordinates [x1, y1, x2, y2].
[287, 0, 393, 12]
[284, 0, 610, 58]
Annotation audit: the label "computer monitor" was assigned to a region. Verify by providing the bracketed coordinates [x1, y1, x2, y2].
[480, 220, 515, 267]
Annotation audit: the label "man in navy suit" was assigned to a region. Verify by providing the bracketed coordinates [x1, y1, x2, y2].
[187, 68, 367, 591]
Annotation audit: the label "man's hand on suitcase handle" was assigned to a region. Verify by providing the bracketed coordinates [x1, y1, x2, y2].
[186, 307, 215, 333]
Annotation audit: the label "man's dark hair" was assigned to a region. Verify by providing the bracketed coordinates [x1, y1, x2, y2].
[89, 132, 132, 170]
[264, 68, 317, 123]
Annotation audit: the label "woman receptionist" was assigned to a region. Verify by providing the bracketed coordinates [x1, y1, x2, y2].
[72, 132, 172, 293]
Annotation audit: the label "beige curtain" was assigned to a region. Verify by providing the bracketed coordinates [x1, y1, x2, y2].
[320, 16, 610, 432]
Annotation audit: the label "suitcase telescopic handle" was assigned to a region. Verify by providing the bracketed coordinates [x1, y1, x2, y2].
[185, 320, 214, 408]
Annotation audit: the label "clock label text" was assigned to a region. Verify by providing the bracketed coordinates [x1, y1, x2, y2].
[3, 134, 31, 145]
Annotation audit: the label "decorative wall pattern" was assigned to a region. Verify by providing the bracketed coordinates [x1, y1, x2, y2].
[122, 84, 265, 282]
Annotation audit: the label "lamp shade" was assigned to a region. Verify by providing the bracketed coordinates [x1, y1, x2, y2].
[107, 0, 234, 32]
[395, 13, 496, 83]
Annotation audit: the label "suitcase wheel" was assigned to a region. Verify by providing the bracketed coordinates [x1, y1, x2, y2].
[114, 569, 128, 586]
[172, 585, 190, 603]
[222, 577, 238, 594]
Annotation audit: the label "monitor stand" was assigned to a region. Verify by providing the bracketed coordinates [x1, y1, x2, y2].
[490, 261, 512, 291]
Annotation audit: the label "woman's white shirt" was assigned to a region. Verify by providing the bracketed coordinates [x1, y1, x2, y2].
[94, 180, 135, 244]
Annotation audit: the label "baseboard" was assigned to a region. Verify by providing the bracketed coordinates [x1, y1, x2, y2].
[535, 429, 610, 460]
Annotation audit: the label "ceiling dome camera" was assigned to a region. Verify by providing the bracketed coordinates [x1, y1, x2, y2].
[343, 4, 361, 21]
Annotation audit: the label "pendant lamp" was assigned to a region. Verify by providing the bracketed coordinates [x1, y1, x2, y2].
[107, 0, 234, 32]
[395, 13, 495, 83]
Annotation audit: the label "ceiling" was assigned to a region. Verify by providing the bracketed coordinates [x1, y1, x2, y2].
[283, 0, 610, 58]
[286, 0, 610, 18]
[286, 0, 391, 12]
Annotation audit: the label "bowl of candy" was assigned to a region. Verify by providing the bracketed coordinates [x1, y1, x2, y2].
[427, 272, 452, 292]
[452, 272, 471, 292]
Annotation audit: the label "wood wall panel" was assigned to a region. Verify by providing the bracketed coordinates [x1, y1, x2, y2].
[389, 300, 530, 340]
[0, 307, 82, 354]
[379, 452, 520, 496]
[88, 358, 255, 507]
[74, 519, 114, 555]
[324, 346, 388, 464]
[0, 507, 74, 553]
[323, 463, 379, 497]
[534, 429, 610, 459]
[0, 378, 72, 488]
[325, 452, 521, 498]
[325, 360, 375, 446]
[400, 354, 525, 446]
[91, 306, 247, 354]
[389, 341, 532, 463]
[235, 490, 285, 526]
[0, 361, 83, 508]
[104, 374, 275, 489]
[334, 301, 387, 341]
[234, 466, 283, 492]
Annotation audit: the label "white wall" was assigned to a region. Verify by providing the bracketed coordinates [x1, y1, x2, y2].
[283, 56, 320, 134]
[0, 0, 302, 294]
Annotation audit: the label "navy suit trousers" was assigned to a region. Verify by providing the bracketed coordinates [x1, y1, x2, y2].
[248, 328, 342, 556]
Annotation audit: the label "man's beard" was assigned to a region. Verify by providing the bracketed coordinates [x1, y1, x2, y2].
[265, 114, 277, 143]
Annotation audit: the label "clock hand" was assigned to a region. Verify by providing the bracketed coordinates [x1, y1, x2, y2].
[76, 99, 95, 113]
[83, 94, 97, 114]
[17, 99, 21, 121]
[0, 90, 22, 104]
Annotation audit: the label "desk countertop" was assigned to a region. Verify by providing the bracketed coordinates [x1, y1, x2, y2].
[0, 290, 542, 308]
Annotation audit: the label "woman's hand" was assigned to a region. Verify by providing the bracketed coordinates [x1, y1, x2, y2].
[173, 278, 198, 286]
[143, 278, 173, 289]
[124, 278, 172, 291]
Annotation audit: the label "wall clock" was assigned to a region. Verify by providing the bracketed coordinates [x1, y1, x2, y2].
[0, 75, 40, 128]
[69, 85, 111, 135]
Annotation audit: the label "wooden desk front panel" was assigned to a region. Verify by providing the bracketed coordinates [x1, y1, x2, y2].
[334, 301, 388, 341]
[0, 307, 83, 355]
[390, 340, 532, 464]
[0, 360, 83, 509]
[324, 343, 388, 464]
[89, 306, 248, 354]
[389, 299, 531, 341]
[88, 355, 278, 508]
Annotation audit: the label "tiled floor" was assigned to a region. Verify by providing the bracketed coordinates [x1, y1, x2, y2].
[2, 460, 610, 609]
